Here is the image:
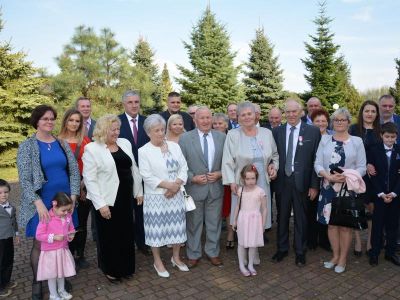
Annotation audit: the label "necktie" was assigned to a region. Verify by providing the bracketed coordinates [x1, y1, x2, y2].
[203, 133, 209, 170]
[131, 118, 138, 145]
[84, 121, 89, 136]
[285, 126, 296, 177]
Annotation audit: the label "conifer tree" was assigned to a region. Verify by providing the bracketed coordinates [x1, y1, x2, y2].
[177, 8, 240, 111]
[159, 63, 173, 110]
[243, 28, 286, 111]
[390, 58, 400, 113]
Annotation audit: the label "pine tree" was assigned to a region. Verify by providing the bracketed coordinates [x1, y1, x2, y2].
[243, 28, 286, 111]
[176, 8, 240, 111]
[159, 63, 173, 110]
[390, 58, 400, 113]
[0, 13, 51, 167]
[301, 1, 350, 111]
[130, 37, 159, 81]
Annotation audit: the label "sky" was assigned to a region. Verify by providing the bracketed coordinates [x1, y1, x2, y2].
[1, 0, 399, 93]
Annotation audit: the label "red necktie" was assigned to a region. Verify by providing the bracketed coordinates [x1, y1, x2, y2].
[131, 118, 138, 145]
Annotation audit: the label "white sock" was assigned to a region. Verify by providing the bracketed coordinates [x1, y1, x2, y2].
[248, 247, 257, 272]
[57, 277, 65, 292]
[237, 245, 248, 273]
[47, 278, 58, 297]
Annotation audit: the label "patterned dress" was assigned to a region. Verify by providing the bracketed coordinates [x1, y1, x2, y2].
[143, 150, 186, 247]
[317, 137, 346, 225]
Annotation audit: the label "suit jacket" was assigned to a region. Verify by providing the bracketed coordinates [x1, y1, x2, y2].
[160, 110, 195, 132]
[393, 114, 400, 144]
[118, 113, 149, 164]
[83, 138, 143, 210]
[273, 122, 321, 193]
[179, 129, 226, 200]
[0, 204, 18, 239]
[87, 118, 96, 141]
[368, 143, 400, 196]
[227, 120, 239, 130]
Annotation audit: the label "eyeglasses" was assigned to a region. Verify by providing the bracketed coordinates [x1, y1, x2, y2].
[189, 112, 196, 115]
[39, 118, 56, 122]
[333, 119, 348, 123]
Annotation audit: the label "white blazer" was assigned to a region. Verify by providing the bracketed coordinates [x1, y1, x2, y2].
[83, 138, 143, 210]
[139, 141, 188, 195]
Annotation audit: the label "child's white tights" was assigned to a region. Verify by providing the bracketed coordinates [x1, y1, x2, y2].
[48, 277, 65, 297]
[237, 245, 257, 273]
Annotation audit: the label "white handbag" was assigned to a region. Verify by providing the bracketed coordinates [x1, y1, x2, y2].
[182, 189, 196, 212]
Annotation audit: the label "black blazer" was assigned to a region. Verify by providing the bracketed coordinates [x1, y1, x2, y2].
[368, 143, 400, 196]
[87, 119, 96, 141]
[118, 113, 149, 164]
[160, 110, 195, 132]
[272, 122, 321, 193]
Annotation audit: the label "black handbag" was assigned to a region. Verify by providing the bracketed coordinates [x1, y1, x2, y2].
[329, 183, 368, 230]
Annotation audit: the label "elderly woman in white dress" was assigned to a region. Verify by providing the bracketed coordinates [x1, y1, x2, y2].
[139, 114, 189, 278]
[222, 101, 279, 232]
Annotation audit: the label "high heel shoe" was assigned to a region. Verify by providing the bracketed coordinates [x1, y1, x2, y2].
[171, 257, 189, 272]
[154, 264, 170, 278]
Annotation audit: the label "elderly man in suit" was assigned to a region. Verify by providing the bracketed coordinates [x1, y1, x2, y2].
[179, 106, 226, 268]
[75, 97, 96, 140]
[301, 97, 322, 125]
[227, 103, 239, 130]
[118, 90, 150, 256]
[272, 98, 321, 266]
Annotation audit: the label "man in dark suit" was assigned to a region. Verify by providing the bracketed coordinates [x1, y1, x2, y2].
[160, 92, 195, 131]
[265, 107, 283, 130]
[301, 97, 322, 125]
[118, 90, 150, 255]
[272, 99, 321, 266]
[227, 103, 239, 130]
[75, 97, 96, 140]
[368, 122, 400, 266]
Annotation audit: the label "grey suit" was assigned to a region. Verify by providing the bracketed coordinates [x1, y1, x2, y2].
[179, 129, 226, 259]
[0, 205, 18, 240]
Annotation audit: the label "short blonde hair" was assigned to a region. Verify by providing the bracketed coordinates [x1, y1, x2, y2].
[166, 114, 185, 136]
[93, 114, 121, 144]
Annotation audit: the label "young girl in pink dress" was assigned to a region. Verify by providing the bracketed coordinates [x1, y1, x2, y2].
[233, 165, 267, 277]
[36, 192, 76, 300]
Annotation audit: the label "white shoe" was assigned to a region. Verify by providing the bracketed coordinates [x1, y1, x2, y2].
[334, 265, 346, 273]
[58, 289, 73, 300]
[171, 257, 189, 272]
[153, 264, 170, 278]
[323, 261, 336, 269]
[49, 295, 62, 300]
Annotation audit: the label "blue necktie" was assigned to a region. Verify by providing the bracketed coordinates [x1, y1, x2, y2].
[203, 133, 209, 170]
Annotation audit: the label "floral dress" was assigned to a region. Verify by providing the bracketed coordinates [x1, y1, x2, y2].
[317, 137, 346, 225]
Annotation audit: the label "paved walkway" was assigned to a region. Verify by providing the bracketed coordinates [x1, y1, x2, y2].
[7, 183, 400, 299]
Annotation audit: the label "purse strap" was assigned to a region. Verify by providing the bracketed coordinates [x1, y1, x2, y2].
[238, 187, 244, 212]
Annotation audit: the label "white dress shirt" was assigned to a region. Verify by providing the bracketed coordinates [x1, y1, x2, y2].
[285, 121, 301, 172]
[1, 202, 12, 216]
[125, 112, 139, 137]
[197, 129, 215, 172]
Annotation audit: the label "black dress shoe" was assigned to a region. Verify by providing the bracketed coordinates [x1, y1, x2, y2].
[263, 233, 269, 244]
[295, 254, 306, 267]
[385, 254, 400, 266]
[353, 250, 362, 257]
[369, 255, 378, 266]
[271, 251, 288, 262]
[31, 282, 43, 300]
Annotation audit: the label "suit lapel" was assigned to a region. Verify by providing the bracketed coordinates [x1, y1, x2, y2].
[191, 130, 208, 168]
[281, 124, 287, 157]
[121, 114, 135, 145]
[210, 130, 221, 171]
[294, 123, 306, 159]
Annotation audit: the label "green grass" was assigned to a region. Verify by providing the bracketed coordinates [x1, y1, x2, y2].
[0, 167, 18, 182]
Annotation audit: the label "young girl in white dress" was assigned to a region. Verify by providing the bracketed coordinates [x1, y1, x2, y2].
[233, 164, 267, 276]
[36, 192, 76, 300]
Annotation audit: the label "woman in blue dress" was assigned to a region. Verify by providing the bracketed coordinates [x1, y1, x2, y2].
[17, 105, 80, 300]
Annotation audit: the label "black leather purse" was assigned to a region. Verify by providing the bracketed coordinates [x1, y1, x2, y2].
[329, 183, 368, 230]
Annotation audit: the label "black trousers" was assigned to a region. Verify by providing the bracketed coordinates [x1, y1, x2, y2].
[276, 175, 308, 255]
[0, 237, 13, 289]
[371, 198, 400, 257]
[133, 200, 146, 249]
[69, 199, 93, 257]
[306, 194, 329, 249]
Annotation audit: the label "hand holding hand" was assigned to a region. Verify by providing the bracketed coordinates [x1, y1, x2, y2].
[192, 174, 208, 185]
[330, 172, 346, 183]
[99, 206, 111, 219]
[53, 234, 64, 241]
[206, 172, 221, 183]
[267, 164, 277, 180]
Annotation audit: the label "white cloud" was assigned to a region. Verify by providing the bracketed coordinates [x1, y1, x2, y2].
[352, 6, 373, 22]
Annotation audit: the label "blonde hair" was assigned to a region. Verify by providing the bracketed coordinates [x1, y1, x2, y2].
[93, 114, 121, 144]
[58, 109, 86, 145]
[166, 114, 185, 137]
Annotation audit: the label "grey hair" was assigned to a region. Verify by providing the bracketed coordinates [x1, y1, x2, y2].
[330, 108, 351, 128]
[122, 90, 140, 102]
[284, 98, 303, 111]
[378, 94, 395, 103]
[143, 114, 166, 135]
[253, 103, 261, 113]
[194, 106, 211, 118]
[213, 112, 229, 124]
[237, 101, 255, 116]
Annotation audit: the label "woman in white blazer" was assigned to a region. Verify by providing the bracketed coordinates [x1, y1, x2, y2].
[83, 114, 143, 283]
[139, 114, 189, 278]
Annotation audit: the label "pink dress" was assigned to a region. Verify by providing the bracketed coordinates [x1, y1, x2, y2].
[236, 186, 265, 248]
[36, 209, 76, 281]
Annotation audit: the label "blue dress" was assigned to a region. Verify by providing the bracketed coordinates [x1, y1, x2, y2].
[25, 140, 78, 237]
[317, 137, 346, 225]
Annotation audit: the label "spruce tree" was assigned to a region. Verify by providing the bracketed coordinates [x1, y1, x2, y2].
[176, 8, 240, 111]
[390, 58, 400, 113]
[243, 28, 286, 111]
[159, 63, 173, 110]
[301, 1, 350, 111]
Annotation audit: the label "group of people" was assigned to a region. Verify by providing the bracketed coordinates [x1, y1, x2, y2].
[0, 90, 399, 299]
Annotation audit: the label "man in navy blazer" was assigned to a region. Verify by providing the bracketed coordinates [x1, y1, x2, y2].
[118, 90, 150, 255]
[379, 94, 400, 144]
[368, 122, 400, 266]
[272, 99, 321, 266]
[160, 92, 195, 132]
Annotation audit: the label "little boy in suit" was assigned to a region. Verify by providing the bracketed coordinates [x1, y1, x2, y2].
[368, 123, 400, 266]
[0, 179, 19, 297]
